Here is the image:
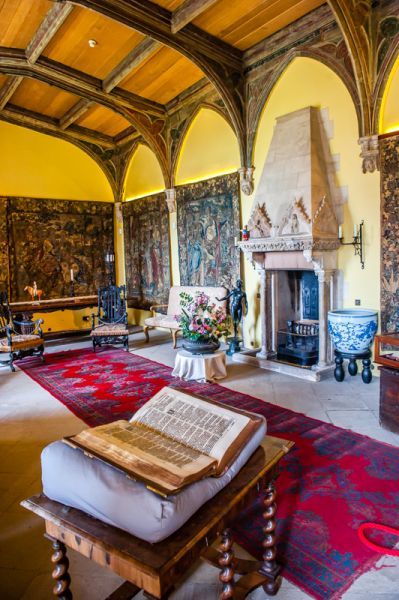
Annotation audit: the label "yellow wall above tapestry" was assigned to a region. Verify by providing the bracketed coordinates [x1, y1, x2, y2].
[123, 144, 165, 201]
[0, 121, 113, 201]
[242, 57, 380, 347]
[379, 54, 399, 134]
[175, 108, 240, 185]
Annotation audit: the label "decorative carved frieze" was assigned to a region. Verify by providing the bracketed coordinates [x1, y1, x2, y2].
[238, 238, 340, 253]
[358, 134, 380, 173]
[247, 202, 272, 237]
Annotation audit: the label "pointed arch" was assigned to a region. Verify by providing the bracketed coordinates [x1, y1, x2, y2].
[248, 49, 361, 165]
[174, 105, 240, 186]
[123, 142, 166, 201]
[374, 41, 399, 134]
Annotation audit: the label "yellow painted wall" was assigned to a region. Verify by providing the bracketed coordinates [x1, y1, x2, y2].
[0, 121, 113, 201]
[123, 144, 165, 201]
[175, 108, 240, 185]
[379, 54, 399, 134]
[0, 121, 114, 332]
[242, 57, 380, 346]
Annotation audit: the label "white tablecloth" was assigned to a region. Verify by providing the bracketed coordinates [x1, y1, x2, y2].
[172, 350, 227, 382]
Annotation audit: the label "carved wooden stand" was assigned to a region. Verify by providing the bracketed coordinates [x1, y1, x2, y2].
[334, 349, 372, 384]
[22, 436, 293, 600]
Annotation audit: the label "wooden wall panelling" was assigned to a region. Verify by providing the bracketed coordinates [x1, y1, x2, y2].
[7, 198, 114, 302]
[122, 193, 171, 310]
[380, 136, 399, 334]
[176, 173, 240, 289]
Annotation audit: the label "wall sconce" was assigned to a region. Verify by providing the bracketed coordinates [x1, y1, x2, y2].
[105, 251, 115, 285]
[338, 221, 364, 269]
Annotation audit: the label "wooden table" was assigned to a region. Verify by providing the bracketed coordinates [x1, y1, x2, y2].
[10, 295, 98, 314]
[21, 436, 293, 600]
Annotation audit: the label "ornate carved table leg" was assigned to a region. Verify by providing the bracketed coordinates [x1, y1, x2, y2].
[49, 538, 72, 599]
[218, 528, 235, 599]
[259, 480, 282, 596]
[334, 351, 345, 382]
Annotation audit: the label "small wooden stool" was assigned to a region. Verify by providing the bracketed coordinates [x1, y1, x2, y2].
[22, 436, 293, 600]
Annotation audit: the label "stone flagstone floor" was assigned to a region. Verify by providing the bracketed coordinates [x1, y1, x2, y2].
[0, 331, 398, 599]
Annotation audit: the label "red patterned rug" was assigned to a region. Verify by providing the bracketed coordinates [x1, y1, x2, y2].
[20, 348, 399, 600]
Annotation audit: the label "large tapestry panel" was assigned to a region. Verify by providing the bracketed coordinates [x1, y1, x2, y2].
[0, 198, 8, 294]
[177, 173, 240, 288]
[7, 198, 114, 301]
[380, 137, 399, 333]
[122, 193, 170, 309]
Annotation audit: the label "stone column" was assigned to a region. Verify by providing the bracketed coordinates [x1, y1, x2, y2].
[270, 271, 278, 353]
[256, 266, 268, 359]
[315, 269, 333, 367]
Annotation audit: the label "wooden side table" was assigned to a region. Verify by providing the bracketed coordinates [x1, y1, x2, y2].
[22, 436, 293, 600]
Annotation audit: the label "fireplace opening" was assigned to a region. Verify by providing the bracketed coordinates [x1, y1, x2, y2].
[275, 270, 319, 366]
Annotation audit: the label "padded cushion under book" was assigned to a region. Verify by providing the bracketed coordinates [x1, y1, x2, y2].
[41, 418, 266, 543]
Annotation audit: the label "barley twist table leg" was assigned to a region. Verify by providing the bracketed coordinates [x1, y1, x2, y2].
[260, 480, 282, 595]
[50, 539, 72, 599]
[218, 528, 235, 599]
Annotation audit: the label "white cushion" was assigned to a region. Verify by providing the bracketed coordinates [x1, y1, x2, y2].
[41, 418, 266, 543]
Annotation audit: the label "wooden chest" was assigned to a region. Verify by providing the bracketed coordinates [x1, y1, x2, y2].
[379, 367, 399, 433]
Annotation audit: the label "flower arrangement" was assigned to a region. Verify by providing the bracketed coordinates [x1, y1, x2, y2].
[176, 291, 230, 342]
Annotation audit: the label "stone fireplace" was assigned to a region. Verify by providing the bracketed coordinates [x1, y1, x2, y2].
[236, 107, 341, 381]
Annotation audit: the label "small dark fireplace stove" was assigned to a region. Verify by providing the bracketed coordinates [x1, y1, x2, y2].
[276, 271, 319, 366]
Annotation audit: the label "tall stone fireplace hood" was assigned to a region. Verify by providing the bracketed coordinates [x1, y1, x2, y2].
[244, 106, 341, 255]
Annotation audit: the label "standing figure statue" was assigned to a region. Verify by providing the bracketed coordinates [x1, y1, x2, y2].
[217, 279, 248, 354]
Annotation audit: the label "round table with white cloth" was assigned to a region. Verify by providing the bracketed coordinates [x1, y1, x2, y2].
[172, 350, 227, 382]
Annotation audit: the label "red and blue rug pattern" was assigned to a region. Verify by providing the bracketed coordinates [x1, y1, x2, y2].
[20, 348, 399, 600]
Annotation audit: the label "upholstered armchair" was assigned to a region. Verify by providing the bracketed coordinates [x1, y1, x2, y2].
[0, 292, 45, 372]
[90, 284, 129, 352]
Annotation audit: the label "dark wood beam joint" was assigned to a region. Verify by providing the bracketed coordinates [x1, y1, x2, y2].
[0, 75, 23, 110]
[103, 38, 160, 93]
[26, 2, 74, 63]
[171, 0, 219, 34]
[60, 98, 94, 129]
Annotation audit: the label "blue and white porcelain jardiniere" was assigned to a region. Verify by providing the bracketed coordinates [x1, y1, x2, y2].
[328, 309, 378, 354]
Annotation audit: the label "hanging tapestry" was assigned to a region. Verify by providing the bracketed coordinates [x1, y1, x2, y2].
[177, 173, 240, 288]
[0, 198, 8, 294]
[122, 193, 170, 309]
[6, 197, 114, 301]
[380, 136, 399, 333]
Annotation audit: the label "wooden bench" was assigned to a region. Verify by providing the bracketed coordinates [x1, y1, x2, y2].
[143, 286, 227, 348]
[22, 436, 293, 599]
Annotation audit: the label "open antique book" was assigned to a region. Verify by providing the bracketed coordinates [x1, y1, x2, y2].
[64, 386, 264, 496]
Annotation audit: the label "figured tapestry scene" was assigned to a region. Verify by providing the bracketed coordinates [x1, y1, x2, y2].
[0, 198, 8, 294]
[5, 197, 114, 302]
[123, 193, 170, 309]
[380, 136, 399, 333]
[176, 173, 240, 289]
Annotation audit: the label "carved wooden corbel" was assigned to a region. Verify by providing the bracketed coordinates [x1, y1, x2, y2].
[165, 188, 176, 213]
[358, 134, 380, 173]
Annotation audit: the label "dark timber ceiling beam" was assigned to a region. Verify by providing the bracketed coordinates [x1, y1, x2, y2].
[1, 104, 115, 147]
[0, 3, 74, 111]
[102, 37, 160, 93]
[59, 98, 94, 129]
[171, 0, 219, 34]
[0, 75, 23, 110]
[26, 2, 74, 63]
[0, 49, 165, 117]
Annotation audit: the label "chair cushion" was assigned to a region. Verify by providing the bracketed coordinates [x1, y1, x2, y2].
[41, 418, 266, 543]
[90, 324, 129, 336]
[0, 334, 42, 352]
[144, 315, 179, 330]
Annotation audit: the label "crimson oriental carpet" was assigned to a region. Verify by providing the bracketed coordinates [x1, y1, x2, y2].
[20, 348, 399, 600]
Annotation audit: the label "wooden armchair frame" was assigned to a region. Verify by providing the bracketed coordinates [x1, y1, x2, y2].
[143, 303, 179, 349]
[0, 292, 44, 372]
[90, 285, 129, 352]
